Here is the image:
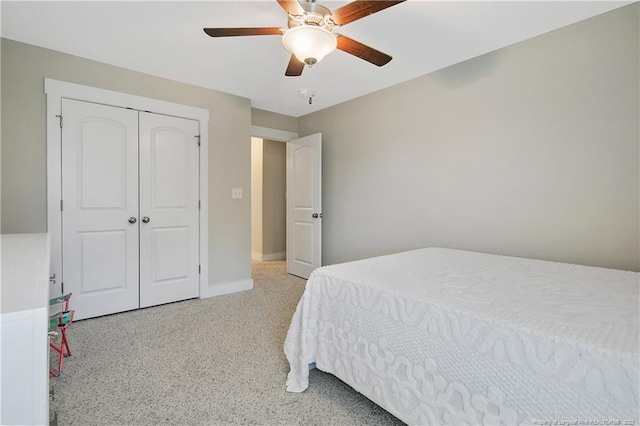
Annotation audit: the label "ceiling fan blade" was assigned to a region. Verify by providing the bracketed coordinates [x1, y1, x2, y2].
[331, 0, 406, 26]
[276, 0, 305, 16]
[336, 34, 392, 66]
[285, 54, 305, 77]
[203, 28, 284, 37]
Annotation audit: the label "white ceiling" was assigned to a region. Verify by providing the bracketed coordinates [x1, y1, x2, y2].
[1, 1, 629, 117]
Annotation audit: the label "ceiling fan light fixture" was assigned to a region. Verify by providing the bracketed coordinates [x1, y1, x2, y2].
[282, 25, 337, 65]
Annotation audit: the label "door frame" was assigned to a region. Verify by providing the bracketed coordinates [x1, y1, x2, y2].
[251, 126, 305, 275]
[45, 78, 210, 299]
[250, 125, 298, 264]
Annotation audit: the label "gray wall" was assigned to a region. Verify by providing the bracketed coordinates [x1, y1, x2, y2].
[1, 38, 253, 287]
[298, 4, 639, 271]
[251, 108, 298, 134]
[261, 139, 286, 256]
[250, 138, 286, 260]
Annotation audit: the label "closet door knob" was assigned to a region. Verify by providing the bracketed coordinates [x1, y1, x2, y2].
[142, 216, 150, 224]
[128, 217, 137, 224]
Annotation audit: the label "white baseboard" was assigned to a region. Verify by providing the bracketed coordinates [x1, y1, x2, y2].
[200, 279, 254, 299]
[261, 252, 286, 261]
[251, 251, 286, 262]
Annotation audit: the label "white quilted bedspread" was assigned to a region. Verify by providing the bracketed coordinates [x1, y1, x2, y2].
[284, 248, 639, 425]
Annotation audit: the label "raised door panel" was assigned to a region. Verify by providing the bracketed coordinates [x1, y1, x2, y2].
[293, 147, 314, 208]
[139, 112, 199, 308]
[78, 120, 126, 209]
[61, 99, 139, 320]
[78, 231, 127, 293]
[292, 146, 314, 266]
[152, 130, 189, 209]
[292, 222, 313, 265]
[153, 227, 189, 282]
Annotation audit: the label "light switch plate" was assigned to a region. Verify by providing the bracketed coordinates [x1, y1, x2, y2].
[232, 188, 243, 199]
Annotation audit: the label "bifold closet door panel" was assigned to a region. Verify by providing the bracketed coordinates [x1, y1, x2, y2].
[61, 99, 140, 320]
[138, 112, 200, 308]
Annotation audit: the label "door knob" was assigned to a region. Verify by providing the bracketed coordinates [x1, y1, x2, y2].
[142, 216, 150, 224]
[312, 213, 323, 219]
[128, 217, 137, 224]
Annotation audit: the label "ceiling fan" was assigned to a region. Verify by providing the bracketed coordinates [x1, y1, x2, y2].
[203, 0, 406, 77]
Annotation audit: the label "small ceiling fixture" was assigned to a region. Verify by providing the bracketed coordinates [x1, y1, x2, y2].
[298, 88, 316, 104]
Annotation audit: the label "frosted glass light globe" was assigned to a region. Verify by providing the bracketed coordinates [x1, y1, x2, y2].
[282, 25, 337, 65]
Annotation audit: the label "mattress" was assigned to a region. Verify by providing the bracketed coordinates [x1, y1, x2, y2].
[284, 248, 639, 425]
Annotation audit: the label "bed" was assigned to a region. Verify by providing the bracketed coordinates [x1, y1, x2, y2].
[284, 248, 639, 425]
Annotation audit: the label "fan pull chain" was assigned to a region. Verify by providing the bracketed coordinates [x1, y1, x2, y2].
[308, 64, 315, 105]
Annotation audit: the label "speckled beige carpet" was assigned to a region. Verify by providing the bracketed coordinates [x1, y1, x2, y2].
[49, 261, 404, 425]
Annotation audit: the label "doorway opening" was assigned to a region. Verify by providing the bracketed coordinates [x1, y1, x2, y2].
[251, 137, 287, 264]
[250, 126, 322, 280]
[250, 126, 298, 282]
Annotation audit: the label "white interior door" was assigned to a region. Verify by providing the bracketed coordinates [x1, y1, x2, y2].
[139, 112, 200, 308]
[61, 99, 139, 320]
[286, 133, 322, 279]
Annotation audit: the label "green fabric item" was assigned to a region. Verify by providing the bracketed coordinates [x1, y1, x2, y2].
[49, 311, 73, 329]
[49, 293, 71, 305]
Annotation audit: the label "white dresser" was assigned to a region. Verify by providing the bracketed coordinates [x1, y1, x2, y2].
[1, 233, 50, 425]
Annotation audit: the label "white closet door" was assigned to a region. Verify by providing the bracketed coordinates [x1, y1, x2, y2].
[61, 99, 140, 320]
[139, 112, 200, 308]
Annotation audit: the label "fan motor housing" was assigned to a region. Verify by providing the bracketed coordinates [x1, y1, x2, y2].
[287, 3, 333, 29]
